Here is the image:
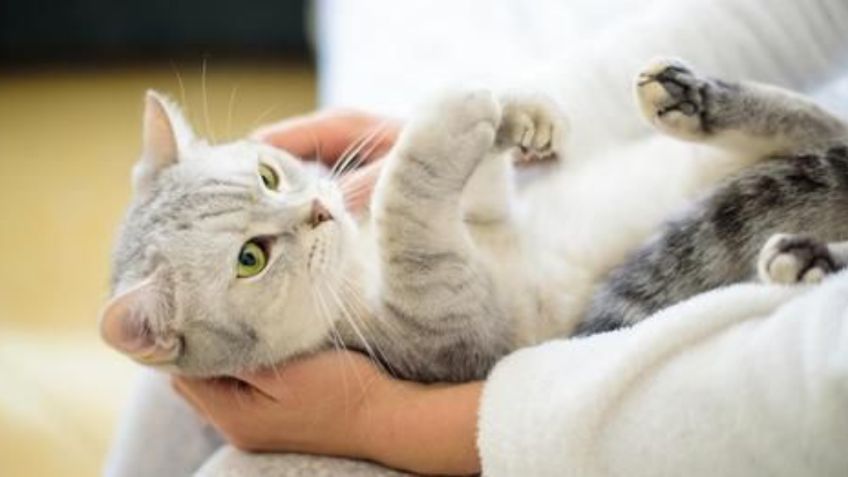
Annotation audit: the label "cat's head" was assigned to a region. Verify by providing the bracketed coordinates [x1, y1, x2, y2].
[99, 91, 358, 376]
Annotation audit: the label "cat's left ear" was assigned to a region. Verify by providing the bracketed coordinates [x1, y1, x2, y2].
[134, 90, 195, 193]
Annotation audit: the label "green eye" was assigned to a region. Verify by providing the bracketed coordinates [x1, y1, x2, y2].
[259, 164, 280, 190]
[237, 240, 268, 278]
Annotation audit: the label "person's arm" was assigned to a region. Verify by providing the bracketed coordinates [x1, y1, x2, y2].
[173, 351, 483, 476]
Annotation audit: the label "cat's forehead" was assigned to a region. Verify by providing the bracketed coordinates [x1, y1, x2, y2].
[183, 139, 300, 167]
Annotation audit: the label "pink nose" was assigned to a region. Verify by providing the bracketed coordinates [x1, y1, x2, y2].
[310, 199, 333, 227]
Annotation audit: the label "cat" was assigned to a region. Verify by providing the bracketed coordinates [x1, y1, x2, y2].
[100, 57, 847, 384]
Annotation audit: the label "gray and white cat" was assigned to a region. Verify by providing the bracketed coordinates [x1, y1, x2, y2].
[100, 57, 848, 384]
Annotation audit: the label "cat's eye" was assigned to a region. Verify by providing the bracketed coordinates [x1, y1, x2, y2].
[259, 164, 280, 191]
[237, 240, 268, 278]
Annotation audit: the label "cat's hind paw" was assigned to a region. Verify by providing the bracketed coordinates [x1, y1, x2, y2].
[757, 234, 838, 285]
[636, 57, 713, 140]
[496, 92, 568, 163]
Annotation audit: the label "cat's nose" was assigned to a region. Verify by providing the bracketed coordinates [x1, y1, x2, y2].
[310, 199, 333, 227]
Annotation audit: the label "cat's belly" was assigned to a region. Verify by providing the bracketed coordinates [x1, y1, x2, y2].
[488, 136, 752, 342]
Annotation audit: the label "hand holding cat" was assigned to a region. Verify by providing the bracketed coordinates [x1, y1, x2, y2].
[252, 109, 401, 211]
[172, 350, 483, 475]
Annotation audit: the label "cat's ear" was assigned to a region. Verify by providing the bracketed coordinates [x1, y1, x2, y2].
[99, 279, 181, 365]
[134, 90, 195, 193]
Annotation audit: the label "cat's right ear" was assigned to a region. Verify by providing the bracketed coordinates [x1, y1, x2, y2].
[133, 90, 192, 194]
[99, 279, 181, 365]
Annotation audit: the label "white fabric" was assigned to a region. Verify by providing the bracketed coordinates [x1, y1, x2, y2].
[479, 273, 848, 476]
[316, 0, 848, 120]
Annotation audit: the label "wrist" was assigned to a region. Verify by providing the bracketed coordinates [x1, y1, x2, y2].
[358, 378, 483, 475]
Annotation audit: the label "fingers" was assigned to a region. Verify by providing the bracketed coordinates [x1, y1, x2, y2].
[251, 109, 400, 168]
[250, 112, 337, 161]
[234, 350, 381, 398]
[172, 376, 272, 425]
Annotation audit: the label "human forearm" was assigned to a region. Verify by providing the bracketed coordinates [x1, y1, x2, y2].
[362, 379, 483, 476]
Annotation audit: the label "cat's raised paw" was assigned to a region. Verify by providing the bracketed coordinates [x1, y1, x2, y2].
[757, 234, 838, 285]
[403, 89, 501, 171]
[496, 93, 568, 162]
[636, 57, 712, 139]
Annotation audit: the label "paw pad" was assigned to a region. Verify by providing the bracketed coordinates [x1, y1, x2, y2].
[757, 234, 838, 285]
[636, 57, 711, 138]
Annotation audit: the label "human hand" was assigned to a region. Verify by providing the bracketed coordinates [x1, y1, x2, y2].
[172, 350, 482, 475]
[252, 110, 401, 212]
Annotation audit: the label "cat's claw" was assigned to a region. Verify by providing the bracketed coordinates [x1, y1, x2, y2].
[497, 93, 568, 162]
[636, 57, 712, 139]
[757, 234, 838, 285]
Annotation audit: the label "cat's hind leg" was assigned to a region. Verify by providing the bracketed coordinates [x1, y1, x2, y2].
[636, 57, 848, 156]
[757, 233, 848, 285]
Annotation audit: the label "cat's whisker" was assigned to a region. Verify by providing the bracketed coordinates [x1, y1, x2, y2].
[330, 130, 372, 180]
[170, 61, 190, 123]
[321, 283, 382, 413]
[336, 278, 407, 378]
[313, 281, 364, 409]
[331, 122, 390, 180]
[310, 282, 345, 355]
[323, 280, 377, 363]
[344, 125, 391, 174]
[322, 279, 392, 378]
[248, 103, 281, 134]
[201, 57, 217, 144]
[331, 122, 389, 178]
[332, 123, 391, 180]
[226, 84, 239, 141]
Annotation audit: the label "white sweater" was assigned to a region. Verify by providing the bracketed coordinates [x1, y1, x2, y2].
[480, 274, 848, 476]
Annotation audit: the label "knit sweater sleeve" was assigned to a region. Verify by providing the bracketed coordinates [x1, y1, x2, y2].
[478, 275, 848, 476]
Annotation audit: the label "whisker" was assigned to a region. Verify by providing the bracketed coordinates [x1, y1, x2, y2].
[312, 281, 362, 412]
[170, 61, 191, 125]
[345, 126, 392, 173]
[332, 122, 391, 180]
[336, 278, 405, 378]
[321, 282, 375, 411]
[201, 56, 216, 143]
[330, 130, 371, 179]
[331, 122, 390, 179]
[248, 103, 281, 133]
[226, 84, 239, 141]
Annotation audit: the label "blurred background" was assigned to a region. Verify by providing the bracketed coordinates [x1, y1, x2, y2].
[2, 0, 846, 475]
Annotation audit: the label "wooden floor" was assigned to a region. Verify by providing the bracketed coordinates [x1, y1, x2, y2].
[0, 61, 316, 476]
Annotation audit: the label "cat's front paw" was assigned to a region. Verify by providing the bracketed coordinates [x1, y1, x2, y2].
[636, 57, 713, 139]
[403, 89, 501, 171]
[757, 234, 838, 285]
[496, 93, 568, 162]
